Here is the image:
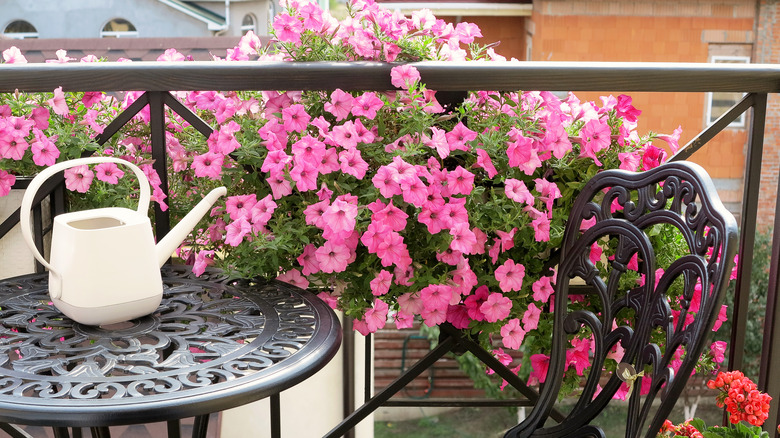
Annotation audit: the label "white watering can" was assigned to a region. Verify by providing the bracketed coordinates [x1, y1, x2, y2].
[20, 157, 227, 325]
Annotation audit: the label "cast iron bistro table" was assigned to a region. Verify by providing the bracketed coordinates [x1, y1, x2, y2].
[0, 265, 342, 438]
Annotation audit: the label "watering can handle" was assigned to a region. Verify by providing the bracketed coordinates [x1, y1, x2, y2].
[19, 157, 152, 277]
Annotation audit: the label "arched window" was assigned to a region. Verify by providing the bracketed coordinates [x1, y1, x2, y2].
[3, 20, 38, 39]
[241, 14, 257, 35]
[268, 1, 277, 27]
[101, 18, 138, 38]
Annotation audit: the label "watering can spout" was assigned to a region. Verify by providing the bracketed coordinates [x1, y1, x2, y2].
[156, 187, 227, 267]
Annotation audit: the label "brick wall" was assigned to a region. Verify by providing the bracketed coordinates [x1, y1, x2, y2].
[374, 322, 523, 400]
[525, 0, 756, 219]
[755, 0, 780, 228]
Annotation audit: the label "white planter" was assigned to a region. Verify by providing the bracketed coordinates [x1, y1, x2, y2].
[0, 187, 50, 279]
[220, 314, 374, 438]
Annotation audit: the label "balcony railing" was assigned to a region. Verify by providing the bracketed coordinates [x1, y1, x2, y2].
[1, 60, 780, 434]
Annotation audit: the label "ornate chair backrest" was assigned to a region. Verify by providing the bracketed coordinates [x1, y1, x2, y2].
[506, 161, 739, 438]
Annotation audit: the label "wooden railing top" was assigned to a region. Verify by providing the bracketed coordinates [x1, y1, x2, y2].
[1, 61, 779, 93]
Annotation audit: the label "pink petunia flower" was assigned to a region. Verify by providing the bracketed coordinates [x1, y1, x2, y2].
[273, 13, 304, 44]
[507, 135, 542, 175]
[528, 354, 550, 385]
[363, 299, 389, 333]
[376, 231, 411, 269]
[424, 126, 450, 159]
[30, 106, 50, 130]
[0, 170, 15, 197]
[267, 173, 293, 199]
[371, 201, 408, 232]
[95, 162, 125, 184]
[454, 21, 482, 44]
[224, 217, 251, 246]
[64, 165, 94, 193]
[618, 151, 641, 171]
[474, 148, 498, 178]
[446, 305, 471, 330]
[225, 194, 258, 221]
[504, 179, 534, 205]
[30, 134, 59, 166]
[290, 161, 319, 192]
[277, 269, 309, 290]
[192, 152, 225, 180]
[445, 122, 477, 152]
[500, 318, 525, 349]
[446, 166, 475, 195]
[449, 222, 477, 254]
[315, 240, 351, 273]
[390, 65, 421, 90]
[480, 292, 512, 323]
[351, 92, 384, 120]
[531, 215, 551, 242]
[0, 133, 29, 160]
[532, 276, 555, 303]
[292, 135, 326, 167]
[370, 270, 393, 296]
[522, 303, 541, 331]
[566, 337, 591, 376]
[2, 46, 27, 64]
[297, 244, 321, 276]
[282, 104, 311, 133]
[420, 284, 453, 312]
[192, 250, 216, 276]
[47, 86, 69, 116]
[324, 89, 354, 121]
[580, 119, 611, 166]
[339, 148, 369, 180]
[495, 259, 525, 293]
[322, 198, 358, 235]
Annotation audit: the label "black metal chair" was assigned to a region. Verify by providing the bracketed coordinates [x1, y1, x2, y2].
[506, 161, 739, 438]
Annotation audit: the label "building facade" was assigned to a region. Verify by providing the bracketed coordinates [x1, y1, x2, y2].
[1, 0, 274, 39]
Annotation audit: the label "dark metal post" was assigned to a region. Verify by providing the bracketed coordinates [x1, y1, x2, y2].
[754, 94, 780, 433]
[364, 333, 372, 404]
[729, 94, 766, 375]
[148, 91, 170, 240]
[270, 393, 281, 438]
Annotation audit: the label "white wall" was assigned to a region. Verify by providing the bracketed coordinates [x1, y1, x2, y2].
[0, 189, 46, 279]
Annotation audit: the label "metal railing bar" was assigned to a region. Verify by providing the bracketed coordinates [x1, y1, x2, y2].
[729, 93, 767, 376]
[671, 93, 755, 162]
[381, 399, 536, 407]
[93, 92, 150, 146]
[444, 324, 566, 423]
[162, 92, 214, 138]
[0, 61, 779, 93]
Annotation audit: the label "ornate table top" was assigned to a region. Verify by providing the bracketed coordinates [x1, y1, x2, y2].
[0, 265, 342, 427]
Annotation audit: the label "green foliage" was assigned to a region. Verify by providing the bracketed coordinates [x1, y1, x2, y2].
[688, 418, 769, 438]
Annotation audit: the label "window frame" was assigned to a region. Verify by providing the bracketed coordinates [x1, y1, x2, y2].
[241, 14, 257, 35]
[3, 20, 38, 39]
[705, 55, 751, 128]
[100, 18, 139, 38]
